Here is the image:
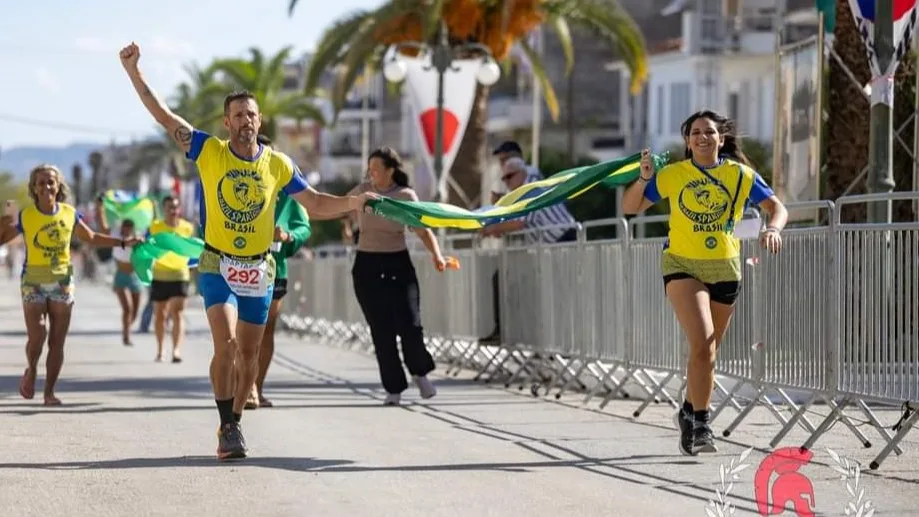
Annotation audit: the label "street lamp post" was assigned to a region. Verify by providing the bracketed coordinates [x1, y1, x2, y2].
[382, 23, 501, 202]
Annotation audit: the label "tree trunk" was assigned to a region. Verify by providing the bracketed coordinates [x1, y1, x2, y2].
[447, 84, 488, 208]
[892, 52, 917, 222]
[825, 0, 871, 223]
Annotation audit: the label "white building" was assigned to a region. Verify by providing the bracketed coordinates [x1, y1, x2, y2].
[277, 53, 386, 186]
[604, 0, 818, 157]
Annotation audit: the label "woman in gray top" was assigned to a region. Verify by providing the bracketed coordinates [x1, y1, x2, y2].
[349, 147, 447, 405]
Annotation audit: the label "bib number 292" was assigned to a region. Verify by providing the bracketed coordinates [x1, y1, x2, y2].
[225, 266, 261, 285]
[219, 257, 269, 297]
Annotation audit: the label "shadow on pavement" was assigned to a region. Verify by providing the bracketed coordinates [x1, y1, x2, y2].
[0, 456, 354, 473]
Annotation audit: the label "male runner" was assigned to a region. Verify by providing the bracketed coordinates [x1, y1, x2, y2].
[120, 42, 376, 460]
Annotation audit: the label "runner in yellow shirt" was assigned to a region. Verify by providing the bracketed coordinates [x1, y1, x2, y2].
[0, 164, 140, 405]
[120, 42, 376, 460]
[146, 196, 196, 363]
[623, 110, 788, 456]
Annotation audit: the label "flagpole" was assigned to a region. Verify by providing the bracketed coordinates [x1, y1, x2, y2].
[867, 0, 895, 223]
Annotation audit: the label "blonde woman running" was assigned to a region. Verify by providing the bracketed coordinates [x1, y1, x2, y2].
[0, 165, 141, 405]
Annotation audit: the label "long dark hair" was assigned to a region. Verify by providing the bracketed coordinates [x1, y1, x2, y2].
[680, 110, 751, 167]
[369, 147, 409, 187]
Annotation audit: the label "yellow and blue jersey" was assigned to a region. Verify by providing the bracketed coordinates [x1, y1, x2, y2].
[186, 129, 309, 258]
[643, 158, 773, 282]
[16, 203, 82, 284]
[146, 218, 196, 281]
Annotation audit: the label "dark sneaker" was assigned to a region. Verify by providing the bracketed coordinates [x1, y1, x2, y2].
[674, 410, 695, 456]
[216, 422, 247, 461]
[691, 424, 718, 454]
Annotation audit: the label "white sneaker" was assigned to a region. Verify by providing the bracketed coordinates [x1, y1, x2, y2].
[413, 376, 437, 399]
[384, 393, 401, 406]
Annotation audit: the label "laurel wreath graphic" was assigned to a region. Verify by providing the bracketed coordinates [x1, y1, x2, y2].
[827, 448, 875, 517]
[705, 447, 753, 517]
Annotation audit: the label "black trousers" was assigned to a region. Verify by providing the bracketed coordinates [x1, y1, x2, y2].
[352, 250, 436, 394]
[489, 228, 577, 333]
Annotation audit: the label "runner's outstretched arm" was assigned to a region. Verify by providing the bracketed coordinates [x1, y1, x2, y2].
[119, 42, 194, 154]
[290, 187, 377, 220]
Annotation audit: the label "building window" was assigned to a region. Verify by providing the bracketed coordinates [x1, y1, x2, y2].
[728, 91, 740, 122]
[670, 82, 691, 133]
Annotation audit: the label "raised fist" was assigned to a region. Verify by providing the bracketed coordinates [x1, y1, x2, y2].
[119, 42, 140, 70]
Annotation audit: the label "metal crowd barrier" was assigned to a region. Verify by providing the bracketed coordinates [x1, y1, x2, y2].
[279, 193, 919, 471]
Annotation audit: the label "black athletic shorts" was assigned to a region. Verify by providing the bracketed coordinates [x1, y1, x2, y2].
[150, 280, 190, 302]
[662, 273, 741, 306]
[272, 278, 288, 301]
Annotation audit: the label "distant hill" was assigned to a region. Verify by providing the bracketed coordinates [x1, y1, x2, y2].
[0, 143, 104, 181]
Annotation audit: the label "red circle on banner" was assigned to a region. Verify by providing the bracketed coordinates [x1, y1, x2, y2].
[419, 109, 460, 156]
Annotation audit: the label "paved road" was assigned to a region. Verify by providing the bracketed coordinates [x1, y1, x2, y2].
[0, 276, 916, 517]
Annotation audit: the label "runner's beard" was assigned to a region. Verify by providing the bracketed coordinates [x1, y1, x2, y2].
[233, 127, 256, 146]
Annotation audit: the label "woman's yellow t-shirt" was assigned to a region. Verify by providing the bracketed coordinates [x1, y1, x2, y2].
[17, 203, 80, 285]
[643, 158, 774, 283]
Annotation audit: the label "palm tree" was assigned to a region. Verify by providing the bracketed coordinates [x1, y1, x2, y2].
[287, 0, 648, 207]
[169, 63, 226, 133]
[209, 46, 327, 140]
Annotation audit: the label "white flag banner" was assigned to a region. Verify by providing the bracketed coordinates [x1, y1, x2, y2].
[403, 55, 480, 199]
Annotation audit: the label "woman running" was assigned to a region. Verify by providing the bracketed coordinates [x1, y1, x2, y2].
[0, 164, 141, 405]
[244, 135, 313, 409]
[349, 147, 446, 406]
[622, 110, 787, 456]
[96, 207, 143, 346]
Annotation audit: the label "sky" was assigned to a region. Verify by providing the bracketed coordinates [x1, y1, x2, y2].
[0, 0, 380, 149]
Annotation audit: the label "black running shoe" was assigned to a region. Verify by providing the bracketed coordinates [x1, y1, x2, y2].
[216, 422, 247, 461]
[691, 424, 718, 454]
[674, 409, 695, 456]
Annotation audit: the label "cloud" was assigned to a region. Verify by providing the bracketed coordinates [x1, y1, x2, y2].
[74, 36, 107, 53]
[149, 35, 194, 58]
[33, 67, 60, 95]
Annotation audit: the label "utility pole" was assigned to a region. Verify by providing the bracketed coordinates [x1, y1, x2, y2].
[867, 0, 896, 223]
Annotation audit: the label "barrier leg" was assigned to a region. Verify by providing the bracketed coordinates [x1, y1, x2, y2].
[823, 398, 871, 448]
[631, 371, 678, 418]
[710, 378, 746, 421]
[857, 399, 904, 455]
[800, 397, 851, 451]
[582, 362, 625, 405]
[869, 403, 919, 470]
[554, 357, 593, 399]
[769, 392, 819, 447]
[721, 385, 768, 438]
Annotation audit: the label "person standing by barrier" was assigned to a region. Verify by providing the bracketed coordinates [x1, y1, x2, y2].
[622, 110, 787, 456]
[0, 165, 140, 405]
[349, 147, 446, 406]
[478, 157, 578, 343]
[244, 134, 313, 410]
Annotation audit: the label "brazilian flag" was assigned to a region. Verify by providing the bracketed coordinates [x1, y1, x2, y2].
[367, 151, 668, 229]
